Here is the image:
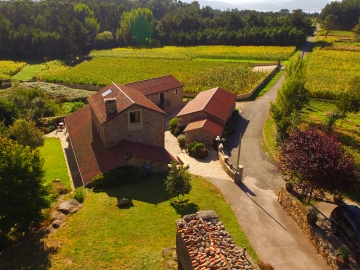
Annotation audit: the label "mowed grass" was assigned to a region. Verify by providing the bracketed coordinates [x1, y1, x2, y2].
[12, 63, 46, 80]
[35, 174, 257, 270]
[90, 45, 296, 61]
[38, 137, 70, 188]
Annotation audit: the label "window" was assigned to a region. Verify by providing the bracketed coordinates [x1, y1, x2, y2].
[129, 111, 140, 123]
[174, 89, 177, 95]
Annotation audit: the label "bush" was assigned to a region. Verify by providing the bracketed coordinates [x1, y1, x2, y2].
[73, 187, 86, 203]
[258, 261, 274, 270]
[168, 117, 178, 131]
[90, 166, 141, 188]
[187, 142, 208, 159]
[177, 134, 185, 148]
[94, 31, 115, 50]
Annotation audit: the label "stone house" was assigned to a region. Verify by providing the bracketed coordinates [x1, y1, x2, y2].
[176, 87, 236, 146]
[66, 82, 175, 187]
[125, 75, 184, 114]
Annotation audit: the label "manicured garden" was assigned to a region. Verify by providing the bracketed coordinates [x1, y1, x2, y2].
[0, 174, 258, 269]
[38, 137, 71, 189]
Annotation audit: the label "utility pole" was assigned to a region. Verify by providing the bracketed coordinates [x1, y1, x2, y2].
[236, 133, 242, 172]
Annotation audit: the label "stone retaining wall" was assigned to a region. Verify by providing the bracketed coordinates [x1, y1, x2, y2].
[278, 188, 338, 269]
[217, 148, 243, 182]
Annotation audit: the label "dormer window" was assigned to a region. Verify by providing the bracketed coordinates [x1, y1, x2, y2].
[129, 111, 141, 123]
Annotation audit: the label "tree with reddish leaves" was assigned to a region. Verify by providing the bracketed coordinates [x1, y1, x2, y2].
[279, 128, 359, 202]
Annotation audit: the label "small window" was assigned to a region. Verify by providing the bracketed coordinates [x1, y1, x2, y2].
[129, 111, 140, 123]
[174, 89, 177, 95]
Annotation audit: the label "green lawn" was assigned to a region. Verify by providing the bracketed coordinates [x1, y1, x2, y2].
[11, 63, 46, 81]
[38, 137, 70, 188]
[37, 175, 256, 269]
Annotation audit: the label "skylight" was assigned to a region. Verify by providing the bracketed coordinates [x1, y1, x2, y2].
[102, 89, 112, 97]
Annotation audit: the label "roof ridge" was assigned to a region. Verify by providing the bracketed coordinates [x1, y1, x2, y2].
[125, 74, 173, 85]
[203, 87, 219, 111]
[113, 82, 134, 104]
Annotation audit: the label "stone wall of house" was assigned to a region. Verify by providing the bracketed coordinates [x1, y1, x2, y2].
[146, 87, 184, 111]
[177, 111, 209, 127]
[185, 128, 215, 146]
[278, 188, 338, 269]
[102, 104, 164, 148]
[127, 157, 170, 174]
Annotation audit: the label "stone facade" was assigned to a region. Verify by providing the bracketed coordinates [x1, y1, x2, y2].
[92, 104, 164, 149]
[178, 111, 209, 127]
[127, 156, 169, 174]
[147, 86, 184, 112]
[278, 188, 338, 269]
[185, 128, 215, 146]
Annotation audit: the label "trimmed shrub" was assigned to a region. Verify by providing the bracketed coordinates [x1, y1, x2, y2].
[90, 166, 141, 188]
[177, 134, 185, 148]
[168, 117, 178, 131]
[73, 187, 86, 203]
[187, 142, 208, 159]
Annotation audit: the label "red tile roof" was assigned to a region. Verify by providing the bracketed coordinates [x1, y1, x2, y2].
[65, 105, 175, 186]
[125, 75, 183, 96]
[184, 117, 225, 136]
[176, 210, 251, 269]
[177, 87, 236, 123]
[88, 82, 165, 125]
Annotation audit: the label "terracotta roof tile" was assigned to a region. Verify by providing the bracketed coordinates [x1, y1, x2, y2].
[176, 211, 252, 269]
[88, 83, 165, 125]
[125, 75, 183, 96]
[184, 117, 224, 136]
[65, 105, 174, 186]
[177, 87, 236, 123]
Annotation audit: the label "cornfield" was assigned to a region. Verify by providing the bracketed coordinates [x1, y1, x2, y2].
[90, 45, 295, 61]
[41, 57, 270, 94]
[0, 60, 26, 79]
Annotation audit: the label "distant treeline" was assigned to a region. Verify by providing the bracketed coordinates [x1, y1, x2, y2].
[0, 0, 315, 60]
[319, 0, 360, 31]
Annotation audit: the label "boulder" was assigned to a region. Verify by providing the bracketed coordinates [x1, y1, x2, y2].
[57, 199, 82, 214]
[52, 220, 62, 228]
[117, 198, 130, 206]
[52, 211, 65, 222]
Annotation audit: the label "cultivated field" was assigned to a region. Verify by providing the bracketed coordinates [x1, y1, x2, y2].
[305, 34, 360, 99]
[0, 60, 26, 80]
[90, 45, 296, 61]
[41, 57, 269, 95]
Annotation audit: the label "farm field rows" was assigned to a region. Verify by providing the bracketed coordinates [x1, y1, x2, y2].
[90, 45, 296, 61]
[305, 36, 360, 99]
[41, 57, 269, 95]
[0, 60, 26, 80]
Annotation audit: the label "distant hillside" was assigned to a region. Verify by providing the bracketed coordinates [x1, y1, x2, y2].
[183, 0, 331, 12]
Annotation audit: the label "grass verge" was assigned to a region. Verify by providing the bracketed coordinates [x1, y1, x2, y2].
[38, 137, 70, 188]
[0, 174, 258, 269]
[12, 63, 46, 81]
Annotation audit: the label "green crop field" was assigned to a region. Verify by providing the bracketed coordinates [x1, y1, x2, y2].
[41, 57, 270, 95]
[0, 60, 26, 80]
[305, 37, 360, 99]
[90, 45, 296, 61]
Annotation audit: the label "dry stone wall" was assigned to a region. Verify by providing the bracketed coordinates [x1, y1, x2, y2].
[278, 188, 338, 269]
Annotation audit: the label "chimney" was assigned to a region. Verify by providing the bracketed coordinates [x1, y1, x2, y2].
[104, 98, 117, 117]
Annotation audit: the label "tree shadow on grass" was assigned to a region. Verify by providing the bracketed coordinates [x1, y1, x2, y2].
[98, 173, 171, 205]
[170, 201, 199, 217]
[0, 230, 58, 270]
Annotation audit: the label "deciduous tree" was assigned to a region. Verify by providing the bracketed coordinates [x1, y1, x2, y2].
[279, 128, 359, 203]
[9, 118, 44, 149]
[0, 137, 48, 239]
